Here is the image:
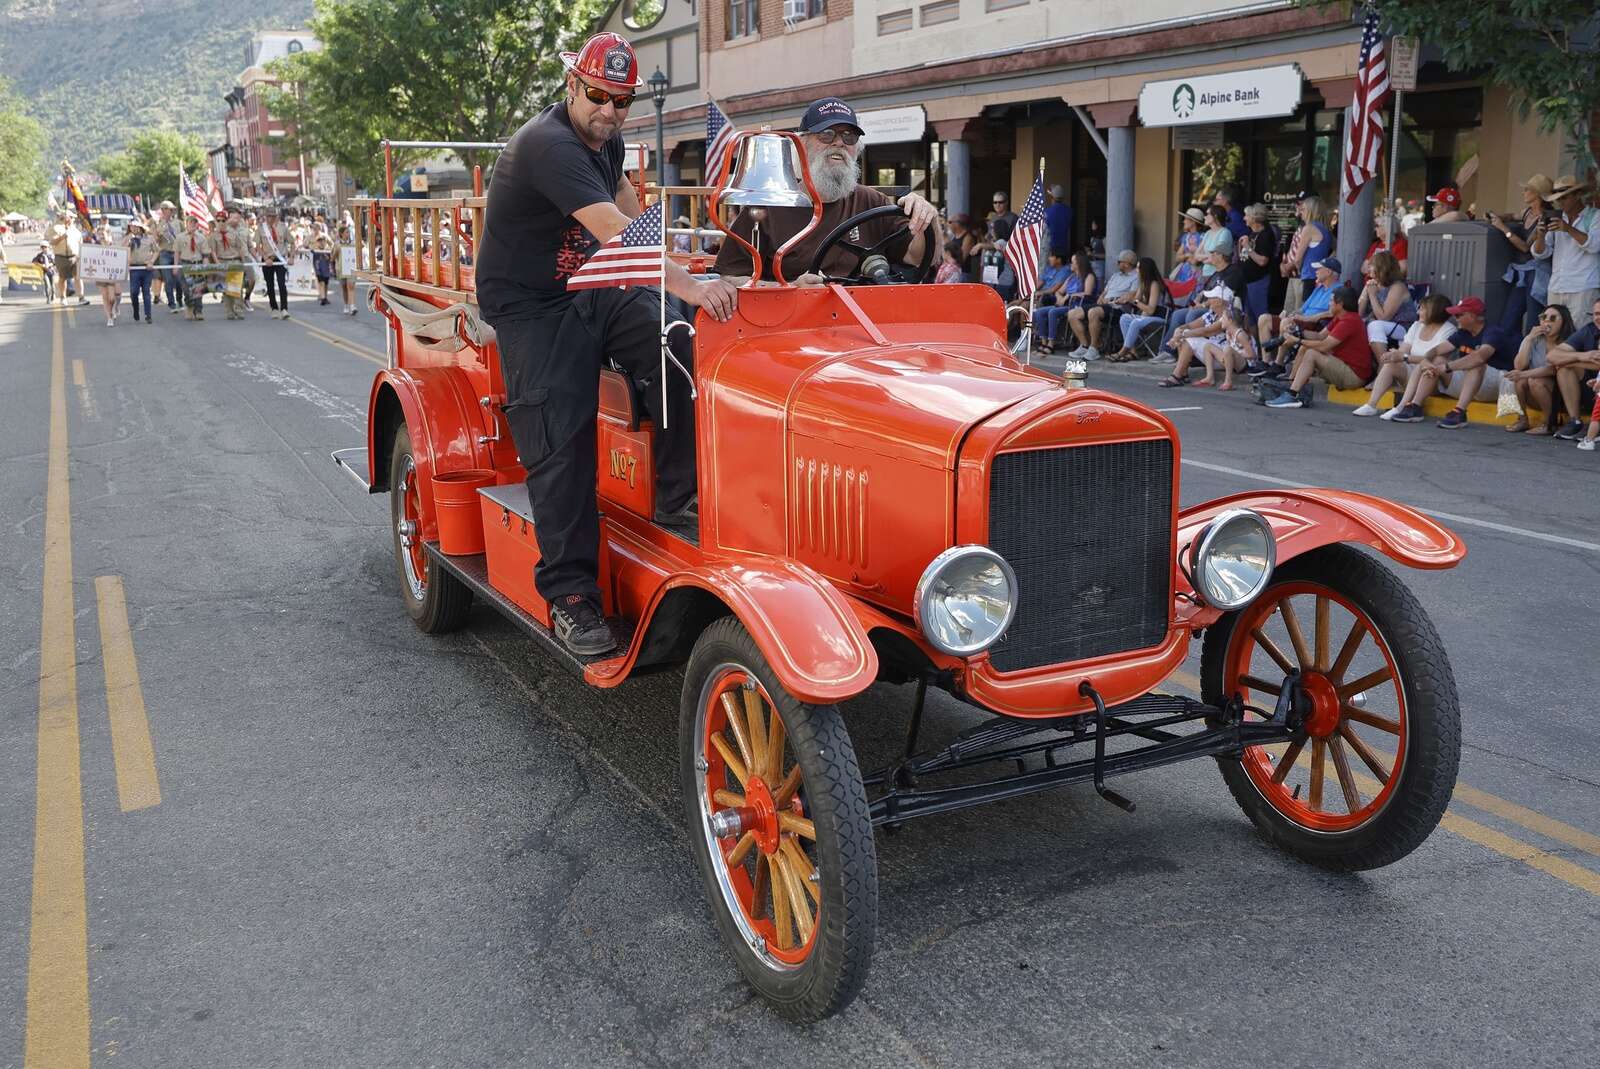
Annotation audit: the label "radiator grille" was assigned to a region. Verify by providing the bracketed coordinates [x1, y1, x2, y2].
[986, 440, 1173, 672]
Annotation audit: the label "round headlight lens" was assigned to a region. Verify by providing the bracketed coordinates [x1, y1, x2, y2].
[1192, 509, 1276, 610]
[914, 546, 1018, 657]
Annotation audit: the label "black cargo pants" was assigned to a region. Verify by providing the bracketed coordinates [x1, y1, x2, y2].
[489, 286, 696, 605]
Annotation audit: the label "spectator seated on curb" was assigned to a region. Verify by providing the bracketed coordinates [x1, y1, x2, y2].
[1502, 304, 1576, 434]
[1107, 257, 1167, 362]
[1385, 296, 1517, 428]
[1156, 248, 1248, 362]
[1157, 282, 1235, 388]
[1065, 249, 1138, 360]
[1358, 294, 1456, 418]
[1546, 296, 1600, 440]
[1578, 382, 1600, 451]
[1360, 251, 1417, 356]
[1263, 285, 1375, 409]
[1250, 257, 1340, 378]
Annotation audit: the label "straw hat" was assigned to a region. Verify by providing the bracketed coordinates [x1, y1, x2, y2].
[1547, 174, 1593, 200]
[1520, 173, 1554, 199]
[1177, 206, 1207, 224]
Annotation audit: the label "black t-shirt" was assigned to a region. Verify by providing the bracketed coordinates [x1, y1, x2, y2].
[713, 187, 910, 281]
[1449, 324, 1519, 370]
[475, 103, 626, 320]
[1241, 227, 1276, 283]
[1214, 259, 1249, 296]
[988, 210, 1018, 243]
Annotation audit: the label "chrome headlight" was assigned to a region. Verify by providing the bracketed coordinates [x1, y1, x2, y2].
[1189, 508, 1276, 610]
[914, 546, 1018, 656]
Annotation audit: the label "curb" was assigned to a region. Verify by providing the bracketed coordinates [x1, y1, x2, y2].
[1325, 387, 1535, 428]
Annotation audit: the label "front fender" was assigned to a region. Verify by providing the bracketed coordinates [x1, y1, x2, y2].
[365, 366, 495, 535]
[599, 555, 879, 705]
[1176, 488, 1465, 623]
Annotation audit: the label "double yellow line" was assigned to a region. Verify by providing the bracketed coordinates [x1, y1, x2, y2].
[25, 311, 161, 1069]
[292, 316, 387, 367]
[1166, 669, 1600, 897]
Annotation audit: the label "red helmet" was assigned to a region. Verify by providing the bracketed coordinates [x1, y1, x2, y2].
[560, 32, 644, 92]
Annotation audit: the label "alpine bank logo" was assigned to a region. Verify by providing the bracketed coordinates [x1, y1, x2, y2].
[1171, 84, 1196, 119]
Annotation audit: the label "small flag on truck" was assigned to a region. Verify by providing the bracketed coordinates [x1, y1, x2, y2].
[566, 202, 666, 291]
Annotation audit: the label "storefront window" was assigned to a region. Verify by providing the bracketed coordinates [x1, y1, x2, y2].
[1180, 107, 1343, 224]
[1390, 88, 1483, 214]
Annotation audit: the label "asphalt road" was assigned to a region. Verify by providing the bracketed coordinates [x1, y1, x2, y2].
[3, 280, 1598, 1069]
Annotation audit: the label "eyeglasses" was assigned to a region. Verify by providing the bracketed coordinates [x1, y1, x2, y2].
[812, 128, 860, 146]
[574, 76, 635, 110]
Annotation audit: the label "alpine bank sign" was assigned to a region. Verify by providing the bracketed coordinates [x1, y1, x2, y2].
[1138, 64, 1305, 127]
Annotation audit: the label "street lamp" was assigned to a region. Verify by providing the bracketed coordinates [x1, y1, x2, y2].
[648, 67, 669, 198]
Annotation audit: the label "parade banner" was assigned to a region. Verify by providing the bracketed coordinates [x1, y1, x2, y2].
[6, 263, 47, 286]
[81, 245, 129, 283]
[286, 252, 319, 296]
[224, 268, 245, 298]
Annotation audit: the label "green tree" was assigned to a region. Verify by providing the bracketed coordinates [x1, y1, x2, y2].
[0, 76, 49, 214]
[97, 130, 209, 205]
[1323, 2, 1600, 171]
[264, 0, 609, 192]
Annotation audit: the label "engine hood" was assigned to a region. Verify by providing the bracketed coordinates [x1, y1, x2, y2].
[787, 344, 1050, 467]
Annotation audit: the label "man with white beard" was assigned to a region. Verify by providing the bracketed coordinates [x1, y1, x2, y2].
[714, 97, 937, 285]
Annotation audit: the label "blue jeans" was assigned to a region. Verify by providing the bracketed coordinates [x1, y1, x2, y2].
[1118, 313, 1165, 351]
[129, 267, 154, 320]
[156, 250, 180, 306]
[1245, 276, 1271, 324]
[1161, 306, 1205, 350]
[1034, 304, 1072, 343]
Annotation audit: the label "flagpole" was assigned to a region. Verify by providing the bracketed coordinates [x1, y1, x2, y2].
[1023, 156, 1043, 367]
[659, 195, 669, 430]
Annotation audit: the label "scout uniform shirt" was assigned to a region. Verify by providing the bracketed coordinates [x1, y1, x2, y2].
[257, 220, 292, 265]
[48, 221, 74, 256]
[177, 226, 209, 263]
[210, 220, 248, 263]
[126, 228, 161, 268]
[153, 214, 181, 255]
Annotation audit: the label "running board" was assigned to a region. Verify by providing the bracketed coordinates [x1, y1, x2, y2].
[422, 543, 636, 683]
[331, 447, 379, 493]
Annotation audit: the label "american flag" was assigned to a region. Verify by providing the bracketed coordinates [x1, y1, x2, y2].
[1343, 5, 1391, 205]
[705, 101, 738, 184]
[179, 165, 212, 233]
[566, 201, 664, 290]
[1005, 175, 1046, 297]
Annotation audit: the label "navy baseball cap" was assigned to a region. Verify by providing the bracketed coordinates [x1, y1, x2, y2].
[800, 97, 863, 135]
[1311, 256, 1342, 275]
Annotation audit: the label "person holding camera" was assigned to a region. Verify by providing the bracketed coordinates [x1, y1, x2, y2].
[1531, 175, 1599, 326]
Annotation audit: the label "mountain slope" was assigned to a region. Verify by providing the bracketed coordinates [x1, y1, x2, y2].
[0, 0, 314, 171]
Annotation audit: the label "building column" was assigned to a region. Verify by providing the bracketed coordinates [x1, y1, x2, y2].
[945, 140, 971, 218]
[1105, 126, 1135, 261]
[1334, 103, 1376, 288]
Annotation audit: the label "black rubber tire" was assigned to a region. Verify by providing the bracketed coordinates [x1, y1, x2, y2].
[389, 424, 472, 634]
[679, 617, 878, 1022]
[1200, 543, 1460, 871]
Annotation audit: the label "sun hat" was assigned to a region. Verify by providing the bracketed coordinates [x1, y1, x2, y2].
[1520, 174, 1555, 200]
[1178, 206, 1206, 224]
[1547, 174, 1593, 200]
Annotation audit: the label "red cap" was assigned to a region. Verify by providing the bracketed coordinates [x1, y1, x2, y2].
[1445, 296, 1485, 317]
[560, 32, 644, 92]
[1427, 187, 1462, 209]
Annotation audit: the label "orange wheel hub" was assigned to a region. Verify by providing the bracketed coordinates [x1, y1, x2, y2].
[744, 776, 780, 856]
[1299, 672, 1342, 738]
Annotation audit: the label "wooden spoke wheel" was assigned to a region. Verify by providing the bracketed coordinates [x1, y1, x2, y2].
[1201, 544, 1460, 870]
[680, 618, 877, 1022]
[388, 424, 471, 633]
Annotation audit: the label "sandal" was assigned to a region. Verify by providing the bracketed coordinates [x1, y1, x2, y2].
[1216, 382, 1235, 391]
[1193, 379, 1214, 388]
[1503, 416, 1529, 433]
[1525, 425, 1551, 436]
[1157, 375, 1189, 388]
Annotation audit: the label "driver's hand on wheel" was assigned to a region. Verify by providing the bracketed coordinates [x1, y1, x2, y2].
[692, 277, 739, 321]
[793, 272, 827, 288]
[897, 193, 938, 235]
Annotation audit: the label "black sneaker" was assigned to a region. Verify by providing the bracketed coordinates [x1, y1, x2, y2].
[654, 493, 698, 529]
[1435, 407, 1469, 430]
[550, 595, 616, 656]
[1555, 419, 1585, 441]
[1392, 404, 1426, 423]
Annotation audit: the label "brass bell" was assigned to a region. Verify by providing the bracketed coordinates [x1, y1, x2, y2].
[720, 133, 812, 208]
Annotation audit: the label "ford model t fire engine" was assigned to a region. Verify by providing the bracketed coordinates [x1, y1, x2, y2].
[334, 129, 1465, 1022]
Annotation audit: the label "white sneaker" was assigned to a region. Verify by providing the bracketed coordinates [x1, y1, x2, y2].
[105, 317, 114, 327]
[1579, 439, 1596, 452]
[1378, 406, 1401, 421]
[1083, 347, 1101, 361]
[1352, 403, 1379, 417]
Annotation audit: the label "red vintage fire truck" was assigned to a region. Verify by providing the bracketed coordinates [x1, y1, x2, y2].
[335, 134, 1465, 1021]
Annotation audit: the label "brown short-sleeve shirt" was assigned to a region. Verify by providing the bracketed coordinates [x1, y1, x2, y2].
[713, 186, 912, 281]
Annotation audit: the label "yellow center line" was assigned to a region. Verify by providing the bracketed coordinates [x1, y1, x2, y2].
[1162, 664, 1600, 882]
[94, 575, 162, 811]
[26, 310, 90, 1069]
[292, 318, 386, 366]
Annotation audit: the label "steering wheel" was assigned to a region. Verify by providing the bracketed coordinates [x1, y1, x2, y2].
[804, 203, 936, 285]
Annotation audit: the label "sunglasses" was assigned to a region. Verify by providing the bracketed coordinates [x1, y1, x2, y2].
[812, 128, 861, 146]
[575, 75, 635, 110]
